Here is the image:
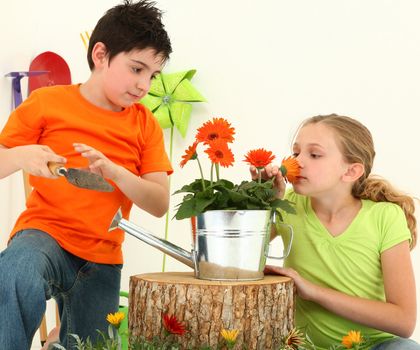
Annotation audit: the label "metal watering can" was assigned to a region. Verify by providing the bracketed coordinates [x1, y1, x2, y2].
[109, 209, 293, 281]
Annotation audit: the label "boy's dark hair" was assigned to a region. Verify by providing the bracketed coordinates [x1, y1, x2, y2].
[87, 0, 172, 70]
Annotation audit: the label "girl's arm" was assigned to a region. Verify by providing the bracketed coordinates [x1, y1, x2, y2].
[265, 240, 416, 337]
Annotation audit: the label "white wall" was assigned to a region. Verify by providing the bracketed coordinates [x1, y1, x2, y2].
[1, 0, 419, 344]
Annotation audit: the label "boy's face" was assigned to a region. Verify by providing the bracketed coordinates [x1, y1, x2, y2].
[98, 47, 164, 111]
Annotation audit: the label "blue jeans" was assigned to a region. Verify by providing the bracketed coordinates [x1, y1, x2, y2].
[0, 229, 122, 350]
[371, 337, 420, 349]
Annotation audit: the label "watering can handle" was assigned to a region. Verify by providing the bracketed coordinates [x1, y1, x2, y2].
[265, 211, 294, 260]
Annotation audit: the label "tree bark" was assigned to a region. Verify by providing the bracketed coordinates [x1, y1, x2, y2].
[129, 272, 295, 349]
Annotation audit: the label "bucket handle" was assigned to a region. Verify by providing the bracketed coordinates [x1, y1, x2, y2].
[265, 211, 294, 260]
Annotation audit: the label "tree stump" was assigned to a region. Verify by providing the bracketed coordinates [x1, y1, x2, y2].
[129, 272, 295, 349]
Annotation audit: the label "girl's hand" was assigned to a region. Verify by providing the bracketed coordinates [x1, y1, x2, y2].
[264, 265, 315, 301]
[14, 145, 67, 178]
[73, 143, 123, 182]
[250, 164, 286, 199]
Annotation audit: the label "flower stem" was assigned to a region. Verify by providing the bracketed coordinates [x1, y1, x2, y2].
[210, 162, 214, 185]
[215, 163, 220, 181]
[258, 168, 262, 184]
[196, 157, 206, 191]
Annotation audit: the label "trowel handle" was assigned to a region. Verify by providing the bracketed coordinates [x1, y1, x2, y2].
[48, 162, 66, 176]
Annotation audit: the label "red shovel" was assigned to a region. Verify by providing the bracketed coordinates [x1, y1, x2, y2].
[28, 51, 71, 92]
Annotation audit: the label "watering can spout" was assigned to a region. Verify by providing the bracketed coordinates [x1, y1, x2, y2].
[109, 209, 195, 270]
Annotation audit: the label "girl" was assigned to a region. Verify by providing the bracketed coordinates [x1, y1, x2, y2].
[253, 114, 419, 349]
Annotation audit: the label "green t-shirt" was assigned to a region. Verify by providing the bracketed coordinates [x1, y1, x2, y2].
[282, 190, 411, 349]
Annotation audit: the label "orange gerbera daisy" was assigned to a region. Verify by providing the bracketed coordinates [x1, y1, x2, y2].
[180, 141, 198, 168]
[243, 148, 275, 168]
[204, 140, 234, 167]
[342, 330, 363, 349]
[280, 156, 300, 183]
[195, 117, 235, 144]
[162, 313, 187, 336]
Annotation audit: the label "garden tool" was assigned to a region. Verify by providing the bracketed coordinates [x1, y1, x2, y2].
[28, 51, 71, 92]
[5, 71, 48, 109]
[48, 162, 114, 192]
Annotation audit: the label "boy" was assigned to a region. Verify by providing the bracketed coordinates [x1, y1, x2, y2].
[0, 1, 172, 349]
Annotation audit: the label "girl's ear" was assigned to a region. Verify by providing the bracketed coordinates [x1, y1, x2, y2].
[342, 163, 364, 183]
[91, 42, 108, 69]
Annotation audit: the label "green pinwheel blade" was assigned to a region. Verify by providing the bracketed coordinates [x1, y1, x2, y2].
[140, 94, 162, 112]
[148, 74, 166, 96]
[172, 79, 206, 102]
[161, 70, 197, 95]
[170, 102, 192, 138]
[153, 104, 173, 129]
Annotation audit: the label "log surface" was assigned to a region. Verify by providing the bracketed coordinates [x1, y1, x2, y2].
[129, 272, 295, 349]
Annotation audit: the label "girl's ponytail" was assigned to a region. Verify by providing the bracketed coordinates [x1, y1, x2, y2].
[356, 176, 417, 248]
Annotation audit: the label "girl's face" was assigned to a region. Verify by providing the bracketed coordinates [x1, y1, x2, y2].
[292, 123, 352, 197]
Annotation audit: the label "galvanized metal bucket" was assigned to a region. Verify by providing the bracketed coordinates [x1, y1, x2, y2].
[192, 210, 293, 281]
[110, 209, 293, 282]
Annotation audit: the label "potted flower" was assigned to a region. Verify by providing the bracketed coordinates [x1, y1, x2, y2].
[172, 117, 300, 281]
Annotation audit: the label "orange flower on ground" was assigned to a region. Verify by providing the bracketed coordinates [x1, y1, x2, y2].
[342, 330, 363, 349]
[243, 148, 276, 169]
[180, 141, 199, 168]
[106, 311, 125, 329]
[162, 313, 187, 336]
[204, 139, 234, 167]
[280, 156, 300, 183]
[196, 117, 235, 144]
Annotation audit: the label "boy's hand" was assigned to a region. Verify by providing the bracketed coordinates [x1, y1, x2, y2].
[73, 143, 123, 182]
[15, 145, 67, 178]
[250, 164, 286, 199]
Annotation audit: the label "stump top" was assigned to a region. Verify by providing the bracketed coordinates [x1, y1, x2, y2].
[131, 271, 292, 286]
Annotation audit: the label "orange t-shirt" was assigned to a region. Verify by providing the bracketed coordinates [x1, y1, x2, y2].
[0, 84, 172, 264]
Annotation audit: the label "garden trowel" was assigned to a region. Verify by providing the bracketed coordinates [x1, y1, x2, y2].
[48, 162, 114, 192]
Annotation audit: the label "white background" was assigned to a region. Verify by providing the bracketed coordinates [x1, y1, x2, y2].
[0, 1, 419, 348]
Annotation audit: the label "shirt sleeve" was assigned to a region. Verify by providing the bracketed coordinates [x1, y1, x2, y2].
[0, 90, 44, 147]
[379, 202, 411, 252]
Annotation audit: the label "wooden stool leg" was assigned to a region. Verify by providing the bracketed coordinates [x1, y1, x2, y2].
[39, 314, 48, 346]
[55, 303, 60, 326]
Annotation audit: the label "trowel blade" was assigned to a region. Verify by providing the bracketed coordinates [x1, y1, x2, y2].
[66, 168, 114, 192]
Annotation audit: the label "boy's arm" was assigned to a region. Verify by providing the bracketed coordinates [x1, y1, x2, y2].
[0, 144, 66, 179]
[73, 143, 170, 217]
[113, 168, 169, 218]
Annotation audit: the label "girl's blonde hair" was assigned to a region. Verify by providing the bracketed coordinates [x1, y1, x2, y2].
[302, 114, 417, 248]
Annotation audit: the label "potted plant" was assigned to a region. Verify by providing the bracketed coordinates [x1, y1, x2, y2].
[172, 117, 300, 281]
